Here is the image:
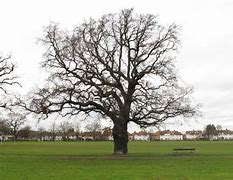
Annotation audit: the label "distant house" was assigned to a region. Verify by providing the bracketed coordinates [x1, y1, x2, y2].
[128, 133, 134, 141]
[102, 127, 113, 141]
[69, 135, 77, 140]
[80, 132, 92, 141]
[160, 130, 183, 141]
[0, 127, 13, 141]
[55, 135, 63, 141]
[217, 129, 233, 140]
[0, 129, 13, 141]
[185, 130, 203, 140]
[0, 134, 14, 141]
[149, 131, 161, 141]
[132, 131, 150, 141]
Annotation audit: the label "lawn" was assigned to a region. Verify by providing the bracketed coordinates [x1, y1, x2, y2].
[1, 141, 233, 179]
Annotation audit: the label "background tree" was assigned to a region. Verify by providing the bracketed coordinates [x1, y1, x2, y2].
[204, 124, 217, 140]
[37, 127, 46, 141]
[0, 119, 11, 135]
[17, 125, 31, 140]
[85, 121, 102, 140]
[216, 125, 222, 131]
[58, 121, 73, 140]
[22, 9, 198, 154]
[5, 112, 26, 141]
[74, 122, 81, 140]
[49, 121, 57, 141]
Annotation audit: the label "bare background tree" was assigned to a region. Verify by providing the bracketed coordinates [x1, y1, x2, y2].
[49, 121, 57, 141]
[17, 125, 31, 140]
[85, 121, 102, 140]
[58, 121, 74, 140]
[5, 112, 26, 141]
[216, 125, 222, 131]
[37, 126, 46, 141]
[204, 124, 217, 140]
[74, 122, 81, 140]
[0, 119, 11, 135]
[22, 9, 198, 154]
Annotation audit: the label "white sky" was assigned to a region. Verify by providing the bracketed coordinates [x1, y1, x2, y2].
[0, 0, 233, 132]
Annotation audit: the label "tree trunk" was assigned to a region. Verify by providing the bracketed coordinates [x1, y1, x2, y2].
[112, 121, 128, 155]
[13, 130, 17, 141]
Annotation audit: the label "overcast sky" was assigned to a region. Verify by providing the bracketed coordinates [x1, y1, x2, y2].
[0, 0, 233, 132]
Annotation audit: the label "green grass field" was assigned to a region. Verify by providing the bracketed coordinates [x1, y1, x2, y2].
[1, 141, 233, 179]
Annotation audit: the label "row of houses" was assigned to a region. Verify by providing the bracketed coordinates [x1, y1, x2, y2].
[35, 131, 114, 141]
[129, 129, 233, 141]
[129, 130, 184, 141]
[0, 127, 113, 142]
[2, 129, 233, 142]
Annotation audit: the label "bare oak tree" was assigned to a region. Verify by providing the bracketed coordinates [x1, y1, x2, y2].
[22, 9, 198, 154]
[49, 121, 57, 141]
[58, 121, 73, 140]
[5, 112, 26, 141]
[85, 121, 101, 140]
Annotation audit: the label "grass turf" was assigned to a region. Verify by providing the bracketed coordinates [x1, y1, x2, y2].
[1, 141, 233, 179]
